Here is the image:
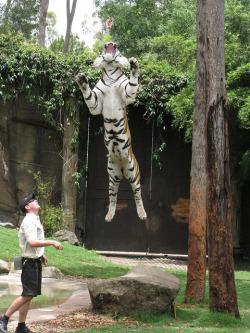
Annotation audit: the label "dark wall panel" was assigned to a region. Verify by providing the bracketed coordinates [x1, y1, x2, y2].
[85, 110, 191, 254]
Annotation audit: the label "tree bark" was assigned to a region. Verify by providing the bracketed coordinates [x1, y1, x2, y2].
[205, 0, 240, 318]
[63, 0, 78, 54]
[185, 0, 207, 302]
[61, 98, 79, 231]
[38, 0, 49, 47]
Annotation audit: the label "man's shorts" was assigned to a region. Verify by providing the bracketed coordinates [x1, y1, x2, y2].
[21, 258, 42, 297]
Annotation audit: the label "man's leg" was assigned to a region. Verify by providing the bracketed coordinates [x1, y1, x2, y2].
[15, 300, 33, 333]
[18, 299, 32, 323]
[5, 295, 33, 318]
[0, 296, 32, 333]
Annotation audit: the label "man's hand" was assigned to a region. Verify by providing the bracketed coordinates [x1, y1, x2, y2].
[52, 240, 63, 250]
[42, 254, 48, 265]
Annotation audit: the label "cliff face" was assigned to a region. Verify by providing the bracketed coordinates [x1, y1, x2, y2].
[0, 94, 62, 226]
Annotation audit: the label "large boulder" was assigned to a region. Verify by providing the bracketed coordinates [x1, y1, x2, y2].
[53, 229, 80, 246]
[88, 264, 180, 316]
[42, 266, 63, 278]
[0, 259, 9, 274]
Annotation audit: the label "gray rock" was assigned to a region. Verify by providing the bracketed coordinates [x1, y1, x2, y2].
[88, 264, 180, 316]
[0, 259, 10, 274]
[42, 266, 63, 278]
[53, 229, 80, 246]
[0, 222, 14, 229]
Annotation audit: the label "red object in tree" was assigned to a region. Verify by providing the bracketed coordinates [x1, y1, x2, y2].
[106, 19, 113, 29]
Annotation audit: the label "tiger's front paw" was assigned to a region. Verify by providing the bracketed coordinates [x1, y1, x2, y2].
[74, 73, 89, 91]
[129, 57, 139, 75]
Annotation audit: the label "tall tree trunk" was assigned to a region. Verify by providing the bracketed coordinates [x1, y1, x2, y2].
[185, 0, 207, 302]
[61, 98, 79, 231]
[38, 0, 49, 47]
[205, 0, 240, 318]
[63, 0, 78, 54]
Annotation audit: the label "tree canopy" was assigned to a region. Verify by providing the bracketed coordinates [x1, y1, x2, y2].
[0, 0, 41, 39]
[93, 0, 249, 180]
[0, 0, 249, 183]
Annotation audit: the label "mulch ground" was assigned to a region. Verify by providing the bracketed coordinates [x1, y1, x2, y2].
[27, 309, 118, 333]
[7, 275, 123, 333]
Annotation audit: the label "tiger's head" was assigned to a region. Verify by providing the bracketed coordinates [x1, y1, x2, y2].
[93, 42, 129, 69]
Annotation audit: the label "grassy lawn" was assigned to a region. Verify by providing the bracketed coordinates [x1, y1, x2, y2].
[0, 227, 249, 332]
[0, 227, 129, 278]
[66, 270, 249, 333]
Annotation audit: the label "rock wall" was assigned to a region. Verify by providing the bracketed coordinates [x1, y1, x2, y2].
[0, 93, 63, 226]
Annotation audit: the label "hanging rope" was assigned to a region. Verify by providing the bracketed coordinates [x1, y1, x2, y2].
[83, 116, 90, 240]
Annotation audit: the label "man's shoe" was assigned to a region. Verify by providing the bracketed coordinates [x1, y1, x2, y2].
[0, 317, 8, 333]
[14, 326, 33, 333]
[24, 328, 34, 333]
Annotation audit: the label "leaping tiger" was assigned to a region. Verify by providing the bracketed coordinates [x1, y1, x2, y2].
[75, 42, 147, 222]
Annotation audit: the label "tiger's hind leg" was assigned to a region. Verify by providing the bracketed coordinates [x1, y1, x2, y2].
[105, 158, 123, 222]
[125, 155, 147, 220]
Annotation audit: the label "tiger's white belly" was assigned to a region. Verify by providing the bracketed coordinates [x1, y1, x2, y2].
[98, 80, 131, 159]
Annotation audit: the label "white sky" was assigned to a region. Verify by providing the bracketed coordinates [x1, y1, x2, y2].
[48, 0, 101, 48]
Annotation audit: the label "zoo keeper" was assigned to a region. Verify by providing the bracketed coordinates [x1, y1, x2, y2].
[0, 193, 63, 333]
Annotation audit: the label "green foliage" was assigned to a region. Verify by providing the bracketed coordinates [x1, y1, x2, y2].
[167, 83, 195, 142]
[94, 0, 196, 57]
[148, 34, 197, 71]
[46, 11, 59, 46]
[73, 168, 87, 189]
[152, 141, 166, 169]
[136, 57, 189, 124]
[29, 171, 67, 237]
[0, 0, 41, 40]
[1, 0, 249, 184]
[227, 63, 250, 89]
[239, 149, 250, 183]
[93, 33, 113, 54]
[40, 204, 65, 237]
[94, 0, 249, 157]
[238, 96, 250, 129]
[227, 64, 250, 131]
[49, 34, 86, 55]
[0, 32, 99, 156]
[95, 0, 166, 57]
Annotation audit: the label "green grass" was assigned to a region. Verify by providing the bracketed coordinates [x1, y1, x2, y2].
[0, 226, 130, 279]
[0, 227, 249, 333]
[67, 272, 249, 333]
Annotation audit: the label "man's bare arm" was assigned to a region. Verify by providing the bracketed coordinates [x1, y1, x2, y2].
[28, 240, 63, 250]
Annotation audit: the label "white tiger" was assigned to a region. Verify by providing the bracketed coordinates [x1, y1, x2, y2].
[75, 42, 147, 222]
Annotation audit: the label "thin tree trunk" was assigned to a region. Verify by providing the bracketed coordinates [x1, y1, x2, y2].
[63, 0, 77, 54]
[61, 98, 79, 231]
[205, 0, 240, 318]
[185, 0, 207, 302]
[38, 0, 49, 47]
